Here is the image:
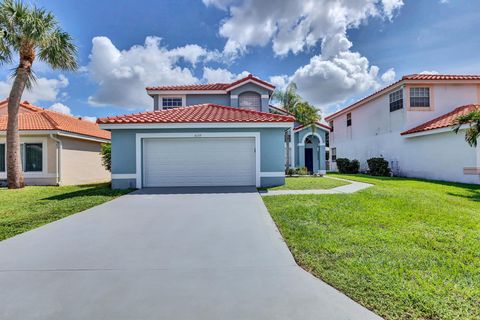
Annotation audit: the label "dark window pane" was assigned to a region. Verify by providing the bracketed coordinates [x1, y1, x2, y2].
[0, 144, 4, 172]
[25, 143, 42, 172]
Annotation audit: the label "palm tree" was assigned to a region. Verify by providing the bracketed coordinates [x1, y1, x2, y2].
[453, 109, 480, 147]
[273, 82, 300, 113]
[0, 0, 77, 188]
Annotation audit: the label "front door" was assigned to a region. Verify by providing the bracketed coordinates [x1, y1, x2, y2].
[305, 148, 313, 173]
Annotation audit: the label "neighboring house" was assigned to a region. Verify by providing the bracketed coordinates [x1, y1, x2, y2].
[98, 75, 297, 189]
[0, 99, 111, 186]
[325, 74, 480, 184]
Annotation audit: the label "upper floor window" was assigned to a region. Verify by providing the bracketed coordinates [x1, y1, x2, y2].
[389, 89, 403, 112]
[331, 147, 337, 162]
[329, 121, 334, 132]
[410, 87, 430, 107]
[239, 92, 261, 111]
[346, 113, 352, 127]
[162, 97, 183, 109]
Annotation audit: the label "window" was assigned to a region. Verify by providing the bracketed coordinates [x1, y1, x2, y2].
[0, 144, 4, 172]
[329, 121, 334, 132]
[239, 92, 261, 111]
[389, 89, 403, 112]
[331, 147, 337, 162]
[22, 143, 43, 172]
[346, 113, 352, 127]
[162, 97, 183, 109]
[305, 137, 313, 144]
[410, 87, 430, 107]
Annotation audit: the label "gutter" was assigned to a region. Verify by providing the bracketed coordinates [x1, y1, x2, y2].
[49, 134, 62, 185]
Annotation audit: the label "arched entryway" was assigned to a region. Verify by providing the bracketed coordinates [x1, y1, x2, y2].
[303, 135, 319, 173]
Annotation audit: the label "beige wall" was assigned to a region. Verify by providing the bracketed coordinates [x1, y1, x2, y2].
[59, 136, 110, 185]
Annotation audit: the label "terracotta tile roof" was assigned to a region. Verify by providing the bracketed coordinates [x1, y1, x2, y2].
[402, 74, 480, 81]
[146, 74, 275, 91]
[325, 74, 480, 121]
[401, 104, 480, 135]
[293, 122, 331, 132]
[0, 100, 110, 140]
[97, 103, 295, 124]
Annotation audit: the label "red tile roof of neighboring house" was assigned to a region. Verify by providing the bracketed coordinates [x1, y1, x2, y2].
[401, 104, 480, 135]
[97, 103, 295, 124]
[0, 99, 111, 140]
[146, 74, 275, 91]
[325, 74, 480, 121]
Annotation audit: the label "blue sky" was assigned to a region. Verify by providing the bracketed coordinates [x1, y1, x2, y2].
[0, 0, 478, 121]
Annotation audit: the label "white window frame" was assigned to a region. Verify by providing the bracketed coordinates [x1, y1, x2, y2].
[389, 89, 403, 112]
[135, 132, 262, 188]
[409, 87, 430, 108]
[161, 95, 186, 109]
[0, 137, 48, 179]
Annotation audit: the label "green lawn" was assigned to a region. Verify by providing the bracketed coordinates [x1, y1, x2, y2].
[262, 176, 350, 190]
[0, 183, 131, 241]
[263, 174, 480, 320]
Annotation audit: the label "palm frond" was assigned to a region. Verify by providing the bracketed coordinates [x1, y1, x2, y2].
[38, 27, 78, 71]
[452, 110, 480, 147]
[10, 65, 35, 89]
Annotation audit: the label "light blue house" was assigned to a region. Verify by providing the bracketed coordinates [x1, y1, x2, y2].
[98, 74, 329, 189]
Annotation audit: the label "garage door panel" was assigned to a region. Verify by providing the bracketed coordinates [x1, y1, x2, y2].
[143, 137, 256, 187]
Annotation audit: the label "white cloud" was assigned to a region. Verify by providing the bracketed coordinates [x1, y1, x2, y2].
[202, 67, 249, 83]
[0, 74, 69, 103]
[381, 68, 396, 83]
[80, 116, 97, 122]
[269, 75, 289, 90]
[49, 102, 72, 115]
[290, 51, 380, 108]
[439, 0, 449, 3]
[86, 36, 211, 109]
[211, 0, 404, 57]
[419, 70, 439, 75]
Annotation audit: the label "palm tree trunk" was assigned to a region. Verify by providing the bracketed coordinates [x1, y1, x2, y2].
[6, 66, 28, 189]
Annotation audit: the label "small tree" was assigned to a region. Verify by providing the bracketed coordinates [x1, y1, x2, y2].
[294, 100, 320, 130]
[101, 143, 111, 172]
[452, 109, 480, 147]
[0, 0, 78, 188]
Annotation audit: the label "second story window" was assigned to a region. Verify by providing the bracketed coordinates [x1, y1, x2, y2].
[162, 97, 183, 109]
[410, 87, 430, 107]
[329, 121, 334, 132]
[346, 113, 352, 127]
[239, 92, 261, 111]
[389, 89, 403, 112]
[331, 147, 337, 162]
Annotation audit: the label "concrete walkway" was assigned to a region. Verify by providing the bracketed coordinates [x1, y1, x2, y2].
[0, 187, 381, 320]
[260, 177, 373, 196]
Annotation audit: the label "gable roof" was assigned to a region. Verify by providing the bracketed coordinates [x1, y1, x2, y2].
[0, 100, 110, 140]
[268, 105, 331, 132]
[146, 74, 275, 92]
[401, 104, 480, 136]
[97, 103, 294, 125]
[325, 74, 480, 122]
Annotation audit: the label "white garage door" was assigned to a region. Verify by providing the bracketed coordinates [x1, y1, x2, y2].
[143, 137, 256, 187]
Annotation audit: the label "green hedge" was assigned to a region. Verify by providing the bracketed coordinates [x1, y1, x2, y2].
[336, 158, 359, 174]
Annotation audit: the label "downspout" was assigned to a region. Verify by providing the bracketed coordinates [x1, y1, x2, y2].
[50, 134, 62, 185]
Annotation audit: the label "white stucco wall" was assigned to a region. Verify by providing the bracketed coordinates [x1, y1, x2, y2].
[329, 83, 480, 184]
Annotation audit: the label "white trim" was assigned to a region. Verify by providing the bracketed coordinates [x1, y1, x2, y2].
[318, 170, 326, 175]
[260, 171, 284, 177]
[301, 132, 324, 145]
[135, 132, 261, 189]
[261, 94, 269, 99]
[112, 173, 137, 179]
[230, 95, 238, 99]
[0, 130, 109, 143]
[226, 79, 275, 92]
[147, 90, 227, 95]
[290, 129, 295, 168]
[100, 122, 293, 130]
[402, 124, 468, 138]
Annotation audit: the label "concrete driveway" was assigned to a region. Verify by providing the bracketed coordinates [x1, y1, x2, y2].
[0, 187, 381, 320]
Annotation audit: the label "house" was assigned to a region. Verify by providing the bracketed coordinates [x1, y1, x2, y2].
[0, 99, 111, 186]
[98, 74, 299, 189]
[325, 74, 480, 184]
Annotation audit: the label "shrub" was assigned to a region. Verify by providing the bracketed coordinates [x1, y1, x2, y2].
[100, 143, 111, 172]
[336, 158, 359, 174]
[367, 157, 391, 176]
[296, 167, 309, 175]
[286, 167, 296, 176]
